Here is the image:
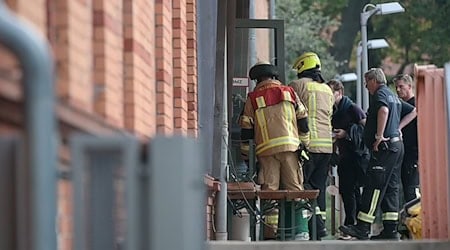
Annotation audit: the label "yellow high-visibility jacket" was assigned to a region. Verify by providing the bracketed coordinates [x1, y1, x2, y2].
[289, 77, 334, 154]
[240, 79, 308, 157]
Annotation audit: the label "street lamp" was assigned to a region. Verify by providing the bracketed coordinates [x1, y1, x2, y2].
[356, 39, 389, 107]
[361, 2, 404, 110]
[338, 73, 357, 82]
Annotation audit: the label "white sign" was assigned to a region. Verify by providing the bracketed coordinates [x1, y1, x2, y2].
[233, 77, 249, 87]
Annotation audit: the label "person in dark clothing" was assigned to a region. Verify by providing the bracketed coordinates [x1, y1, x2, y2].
[327, 80, 369, 239]
[394, 74, 420, 203]
[339, 68, 417, 240]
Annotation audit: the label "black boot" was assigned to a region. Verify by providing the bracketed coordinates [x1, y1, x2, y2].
[308, 215, 327, 240]
[370, 223, 400, 240]
[339, 221, 370, 240]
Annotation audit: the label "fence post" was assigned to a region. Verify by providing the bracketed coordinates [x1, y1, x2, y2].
[70, 135, 140, 250]
[0, 137, 19, 249]
[0, 3, 57, 250]
[148, 136, 206, 250]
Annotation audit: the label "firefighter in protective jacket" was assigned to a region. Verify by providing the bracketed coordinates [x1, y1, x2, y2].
[289, 52, 334, 239]
[239, 61, 310, 240]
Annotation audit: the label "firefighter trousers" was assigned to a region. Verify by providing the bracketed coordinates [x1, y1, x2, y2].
[357, 141, 404, 225]
[303, 152, 331, 220]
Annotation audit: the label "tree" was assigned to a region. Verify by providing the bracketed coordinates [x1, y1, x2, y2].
[278, 0, 450, 79]
[293, 0, 371, 73]
[276, 0, 338, 82]
[372, 0, 450, 70]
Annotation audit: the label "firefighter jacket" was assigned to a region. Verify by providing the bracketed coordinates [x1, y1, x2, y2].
[239, 79, 308, 157]
[289, 77, 334, 154]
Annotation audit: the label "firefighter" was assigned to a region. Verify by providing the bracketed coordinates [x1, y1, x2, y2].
[239, 61, 310, 240]
[339, 68, 417, 240]
[289, 52, 334, 239]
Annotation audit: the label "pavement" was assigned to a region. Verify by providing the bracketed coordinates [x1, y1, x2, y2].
[207, 239, 450, 250]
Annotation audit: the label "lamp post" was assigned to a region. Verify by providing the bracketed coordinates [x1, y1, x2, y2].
[356, 39, 389, 108]
[338, 73, 357, 82]
[361, 2, 404, 110]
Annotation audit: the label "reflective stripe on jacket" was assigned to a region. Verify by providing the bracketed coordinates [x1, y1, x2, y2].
[240, 79, 308, 156]
[289, 77, 334, 153]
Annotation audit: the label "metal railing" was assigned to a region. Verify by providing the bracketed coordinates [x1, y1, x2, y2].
[0, 1, 57, 249]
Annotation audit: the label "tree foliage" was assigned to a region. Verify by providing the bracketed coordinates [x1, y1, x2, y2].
[372, 0, 450, 69]
[278, 0, 450, 79]
[276, 0, 338, 82]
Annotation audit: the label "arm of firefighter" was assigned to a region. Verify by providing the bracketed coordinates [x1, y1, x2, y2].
[294, 92, 310, 147]
[240, 127, 253, 160]
[297, 117, 309, 133]
[239, 100, 255, 161]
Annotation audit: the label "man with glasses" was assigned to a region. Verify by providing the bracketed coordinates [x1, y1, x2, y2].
[340, 68, 416, 240]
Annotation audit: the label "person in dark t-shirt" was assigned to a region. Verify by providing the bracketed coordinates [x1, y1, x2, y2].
[394, 74, 420, 203]
[327, 80, 368, 238]
[340, 68, 416, 240]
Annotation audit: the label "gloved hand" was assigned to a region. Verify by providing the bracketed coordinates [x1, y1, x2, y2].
[296, 144, 310, 164]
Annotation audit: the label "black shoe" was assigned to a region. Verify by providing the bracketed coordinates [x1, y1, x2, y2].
[318, 227, 327, 238]
[339, 225, 369, 240]
[308, 217, 327, 240]
[370, 231, 400, 241]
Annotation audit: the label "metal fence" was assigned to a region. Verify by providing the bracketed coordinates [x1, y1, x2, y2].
[0, 134, 207, 250]
[71, 135, 206, 250]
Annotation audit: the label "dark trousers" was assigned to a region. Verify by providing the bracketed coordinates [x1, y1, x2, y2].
[303, 153, 331, 216]
[338, 156, 365, 225]
[357, 141, 404, 225]
[401, 156, 420, 203]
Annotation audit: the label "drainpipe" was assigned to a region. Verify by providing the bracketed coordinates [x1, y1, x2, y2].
[216, 60, 229, 240]
[213, 0, 229, 241]
[0, 2, 57, 250]
[248, 0, 257, 91]
[269, 0, 275, 62]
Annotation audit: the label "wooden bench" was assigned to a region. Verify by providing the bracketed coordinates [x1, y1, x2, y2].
[227, 182, 320, 241]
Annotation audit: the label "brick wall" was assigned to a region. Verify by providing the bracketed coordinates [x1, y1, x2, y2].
[155, 0, 174, 134]
[187, 0, 198, 137]
[4, 0, 198, 137]
[173, 0, 188, 135]
[57, 179, 73, 250]
[48, 0, 94, 112]
[123, 0, 156, 138]
[1, 0, 200, 248]
[93, 0, 124, 127]
[5, 0, 47, 33]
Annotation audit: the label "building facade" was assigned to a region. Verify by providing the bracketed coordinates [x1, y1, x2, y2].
[0, 0, 276, 247]
[1, 0, 198, 249]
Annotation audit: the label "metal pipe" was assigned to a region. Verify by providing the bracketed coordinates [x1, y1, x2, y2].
[213, 0, 228, 240]
[248, 0, 257, 91]
[0, 2, 57, 250]
[356, 44, 362, 108]
[269, 0, 276, 72]
[360, 13, 369, 111]
[215, 63, 229, 240]
[444, 62, 450, 229]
